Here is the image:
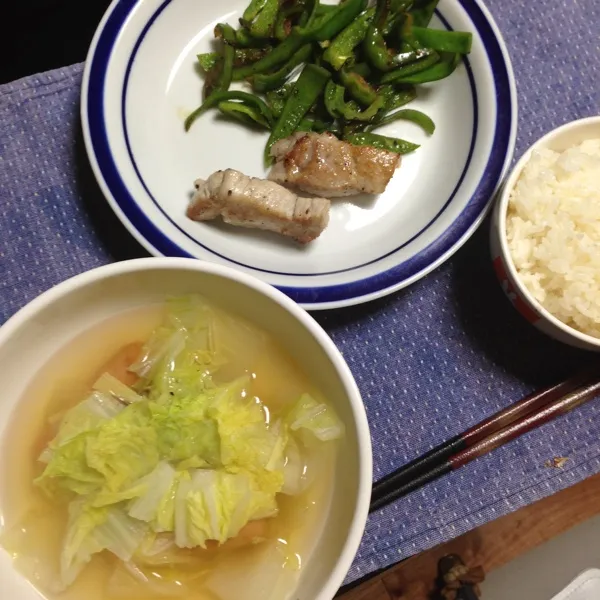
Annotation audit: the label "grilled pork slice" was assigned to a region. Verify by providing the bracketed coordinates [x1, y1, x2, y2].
[269, 132, 400, 197]
[187, 169, 330, 244]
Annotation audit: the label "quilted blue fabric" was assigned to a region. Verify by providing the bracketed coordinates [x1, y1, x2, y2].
[0, 0, 599, 586]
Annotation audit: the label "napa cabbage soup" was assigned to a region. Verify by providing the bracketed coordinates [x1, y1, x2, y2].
[0, 296, 343, 600]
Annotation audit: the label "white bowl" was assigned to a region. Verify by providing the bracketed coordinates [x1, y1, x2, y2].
[81, 0, 517, 309]
[0, 257, 372, 599]
[490, 116, 600, 351]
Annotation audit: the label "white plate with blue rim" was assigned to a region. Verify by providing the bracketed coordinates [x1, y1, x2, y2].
[81, 0, 517, 310]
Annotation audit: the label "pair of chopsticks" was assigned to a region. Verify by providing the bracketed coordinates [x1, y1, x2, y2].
[370, 364, 600, 512]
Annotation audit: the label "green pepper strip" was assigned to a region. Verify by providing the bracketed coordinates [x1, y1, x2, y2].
[323, 7, 375, 71]
[275, 5, 305, 41]
[214, 23, 238, 44]
[185, 91, 274, 132]
[203, 43, 234, 99]
[363, 0, 395, 71]
[324, 80, 384, 122]
[214, 23, 261, 48]
[348, 62, 372, 78]
[341, 96, 384, 121]
[324, 80, 346, 118]
[298, 117, 334, 133]
[198, 49, 270, 72]
[264, 64, 331, 165]
[303, 0, 321, 29]
[364, 0, 433, 71]
[242, 0, 269, 22]
[379, 51, 440, 83]
[411, 26, 472, 53]
[218, 100, 271, 129]
[379, 85, 417, 111]
[316, 4, 336, 16]
[234, 46, 273, 67]
[248, 0, 279, 38]
[233, 29, 305, 80]
[389, 46, 436, 68]
[392, 51, 459, 83]
[235, 27, 260, 47]
[339, 68, 378, 106]
[251, 44, 312, 92]
[305, 0, 367, 42]
[266, 84, 293, 118]
[197, 52, 218, 72]
[381, 0, 413, 36]
[369, 108, 435, 134]
[346, 132, 419, 154]
[410, 0, 439, 27]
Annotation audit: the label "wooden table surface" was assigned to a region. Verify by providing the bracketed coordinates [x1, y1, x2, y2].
[340, 470, 600, 599]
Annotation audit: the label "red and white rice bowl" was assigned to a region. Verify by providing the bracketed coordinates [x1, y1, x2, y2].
[490, 116, 600, 351]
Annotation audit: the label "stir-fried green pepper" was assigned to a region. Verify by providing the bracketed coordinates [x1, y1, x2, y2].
[214, 23, 262, 48]
[381, 0, 413, 36]
[218, 100, 271, 129]
[346, 132, 420, 154]
[214, 23, 238, 45]
[188, 0, 474, 155]
[392, 51, 460, 83]
[198, 48, 271, 72]
[298, 117, 335, 133]
[323, 7, 375, 70]
[233, 30, 305, 80]
[265, 64, 331, 164]
[251, 44, 312, 92]
[316, 4, 337, 17]
[379, 85, 417, 111]
[246, 0, 279, 38]
[265, 84, 293, 118]
[410, 0, 439, 27]
[242, 0, 269, 22]
[304, 0, 368, 42]
[339, 68, 378, 106]
[185, 90, 274, 131]
[342, 96, 384, 121]
[203, 43, 234, 99]
[234, 47, 273, 66]
[324, 80, 344, 118]
[324, 80, 383, 121]
[389, 46, 437, 68]
[379, 51, 439, 83]
[364, 0, 436, 72]
[411, 27, 472, 53]
[369, 108, 435, 134]
[197, 52, 219, 72]
[363, 0, 395, 71]
[275, 4, 305, 40]
[347, 62, 372, 78]
[235, 27, 259, 47]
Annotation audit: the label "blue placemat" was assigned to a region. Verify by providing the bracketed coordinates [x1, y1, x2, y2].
[1, 0, 599, 587]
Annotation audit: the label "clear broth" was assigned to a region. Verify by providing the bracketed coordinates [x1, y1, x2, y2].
[0, 304, 335, 600]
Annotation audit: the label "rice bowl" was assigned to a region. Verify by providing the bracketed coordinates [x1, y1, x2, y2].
[506, 139, 600, 338]
[491, 116, 600, 350]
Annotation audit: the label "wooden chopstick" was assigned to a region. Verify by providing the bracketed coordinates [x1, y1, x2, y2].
[370, 364, 600, 512]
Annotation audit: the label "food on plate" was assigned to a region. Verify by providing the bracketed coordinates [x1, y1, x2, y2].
[506, 138, 600, 337]
[269, 131, 400, 196]
[0, 296, 343, 599]
[187, 169, 330, 243]
[184, 0, 472, 169]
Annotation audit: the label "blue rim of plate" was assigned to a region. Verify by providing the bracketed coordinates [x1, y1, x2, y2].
[83, 0, 515, 307]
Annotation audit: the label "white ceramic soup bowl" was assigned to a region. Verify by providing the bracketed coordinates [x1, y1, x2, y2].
[490, 116, 600, 351]
[0, 257, 372, 600]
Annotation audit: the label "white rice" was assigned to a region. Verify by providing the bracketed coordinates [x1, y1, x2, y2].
[506, 138, 600, 338]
